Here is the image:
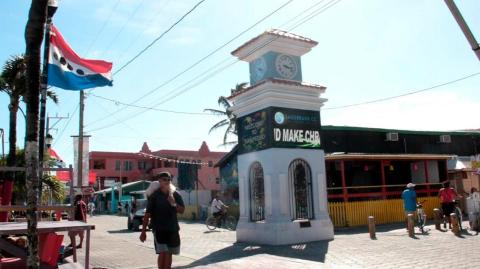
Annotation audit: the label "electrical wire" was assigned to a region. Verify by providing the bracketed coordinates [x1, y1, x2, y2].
[86, 0, 342, 132]
[113, 0, 207, 75]
[323, 71, 480, 110]
[89, 93, 214, 115]
[86, 0, 295, 128]
[101, 0, 148, 58]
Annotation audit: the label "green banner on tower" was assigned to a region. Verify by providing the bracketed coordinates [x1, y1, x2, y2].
[237, 107, 321, 154]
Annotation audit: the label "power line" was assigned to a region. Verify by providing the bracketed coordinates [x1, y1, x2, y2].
[113, 0, 208, 75]
[323, 71, 480, 110]
[115, 0, 172, 63]
[52, 103, 79, 147]
[85, 0, 296, 128]
[89, 93, 214, 115]
[101, 0, 148, 58]
[151, 0, 342, 106]
[83, 0, 122, 56]
[86, 0, 342, 132]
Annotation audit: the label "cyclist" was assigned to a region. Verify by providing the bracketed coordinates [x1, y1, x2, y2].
[211, 194, 228, 227]
[438, 181, 459, 229]
[402, 183, 417, 230]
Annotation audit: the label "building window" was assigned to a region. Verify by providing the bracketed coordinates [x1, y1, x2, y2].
[215, 177, 220, 184]
[197, 160, 202, 169]
[115, 160, 121, 171]
[93, 160, 106, 170]
[124, 161, 133, 171]
[208, 161, 213, 167]
[249, 162, 265, 222]
[138, 161, 146, 170]
[289, 159, 314, 220]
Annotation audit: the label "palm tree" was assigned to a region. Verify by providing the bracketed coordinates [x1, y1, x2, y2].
[0, 55, 58, 220]
[24, 1, 48, 268]
[204, 82, 248, 145]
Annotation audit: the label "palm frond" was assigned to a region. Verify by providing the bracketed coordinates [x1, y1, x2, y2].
[46, 90, 59, 104]
[217, 96, 231, 110]
[208, 119, 229, 134]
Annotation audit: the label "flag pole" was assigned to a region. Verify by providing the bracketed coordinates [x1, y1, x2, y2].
[38, 0, 58, 202]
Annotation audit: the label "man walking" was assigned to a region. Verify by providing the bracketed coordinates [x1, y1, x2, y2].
[139, 172, 185, 269]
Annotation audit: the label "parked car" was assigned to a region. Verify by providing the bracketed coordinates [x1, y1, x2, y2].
[127, 191, 151, 231]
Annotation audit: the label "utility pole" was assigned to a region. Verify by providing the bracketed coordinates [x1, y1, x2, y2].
[46, 114, 69, 136]
[444, 0, 480, 61]
[77, 91, 85, 189]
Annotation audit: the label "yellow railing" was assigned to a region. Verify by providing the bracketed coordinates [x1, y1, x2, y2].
[328, 197, 440, 227]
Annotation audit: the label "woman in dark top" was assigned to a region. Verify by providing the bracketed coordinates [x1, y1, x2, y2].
[68, 194, 87, 248]
[139, 172, 184, 269]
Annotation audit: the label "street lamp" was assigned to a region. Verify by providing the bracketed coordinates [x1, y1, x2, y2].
[47, 0, 58, 19]
[45, 133, 53, 149]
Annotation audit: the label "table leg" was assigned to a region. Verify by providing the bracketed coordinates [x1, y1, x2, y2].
[72, 235, 77, 263]
[85, 228, 90, 269]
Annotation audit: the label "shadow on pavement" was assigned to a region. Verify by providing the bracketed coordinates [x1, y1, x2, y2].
[177, 240, 331, 268]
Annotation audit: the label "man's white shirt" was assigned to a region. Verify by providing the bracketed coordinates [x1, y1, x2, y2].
[211, 198, 225, 213]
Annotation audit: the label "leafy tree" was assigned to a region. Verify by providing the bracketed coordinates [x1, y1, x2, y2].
[204, 83, 248, 145]
[0, 54, 58, 215]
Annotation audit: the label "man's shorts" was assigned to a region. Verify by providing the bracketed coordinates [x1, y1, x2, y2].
[153, 231, 180, 255]
[404, 211, 416, 218]
[441, 202, 455, 217]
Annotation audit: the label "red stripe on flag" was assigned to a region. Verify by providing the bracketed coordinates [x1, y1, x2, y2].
[50, 25, 112, 74]
[56, 171, 97, 184]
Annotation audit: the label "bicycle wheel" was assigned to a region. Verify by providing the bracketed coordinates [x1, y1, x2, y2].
[206, 216, 217, 230]
[224, 216, 237, 231]
[416, 214, 424, 232]
[455, 207, 463, 230]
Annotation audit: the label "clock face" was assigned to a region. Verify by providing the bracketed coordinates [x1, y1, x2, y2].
[251, 56, 267, 81]
[275, 54, 298, 79]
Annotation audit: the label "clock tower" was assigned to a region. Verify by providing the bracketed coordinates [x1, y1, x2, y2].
[229, 29, 334, 245]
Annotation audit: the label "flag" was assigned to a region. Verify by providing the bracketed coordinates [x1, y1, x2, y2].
[48, 148, 65, 168]
[47, 25, 113, 90]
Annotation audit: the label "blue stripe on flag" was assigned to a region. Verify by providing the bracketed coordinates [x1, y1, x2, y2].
[48, 64, 112, 91]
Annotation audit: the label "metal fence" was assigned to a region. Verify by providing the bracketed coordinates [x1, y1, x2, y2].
[328, 196, 440, 227]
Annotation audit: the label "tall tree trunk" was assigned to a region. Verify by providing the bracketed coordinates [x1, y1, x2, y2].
[24, 1, 47, 268]
[0, 96, 19, 221]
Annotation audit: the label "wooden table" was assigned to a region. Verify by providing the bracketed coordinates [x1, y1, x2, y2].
[0, 221, 95, 268]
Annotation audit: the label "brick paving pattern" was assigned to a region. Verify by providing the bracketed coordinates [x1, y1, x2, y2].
[66, 215, 480, 269]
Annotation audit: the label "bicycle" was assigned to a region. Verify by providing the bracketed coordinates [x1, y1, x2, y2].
[441, 200, 463, 230]
[416, 200, 427, 233]
[205, 212, 237, 231]
[453, 200, 463, 231]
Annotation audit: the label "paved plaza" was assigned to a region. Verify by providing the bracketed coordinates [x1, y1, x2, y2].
[66, 215, 480, 269]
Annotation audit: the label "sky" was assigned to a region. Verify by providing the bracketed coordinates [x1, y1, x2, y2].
[1, 0, 479, 166]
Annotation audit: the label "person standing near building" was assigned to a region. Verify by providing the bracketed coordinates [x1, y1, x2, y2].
[438, 181, 459, 229]
[402, 183, 417, 229]
[68, 194, 87, 248]
[139, 172, 185, 269]
[87, 200, 95, 217]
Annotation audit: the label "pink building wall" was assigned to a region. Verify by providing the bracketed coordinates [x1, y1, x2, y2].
[89, 142, 226, 191]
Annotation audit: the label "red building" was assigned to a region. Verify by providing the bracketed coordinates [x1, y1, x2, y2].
[89, 141, 226, 191]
